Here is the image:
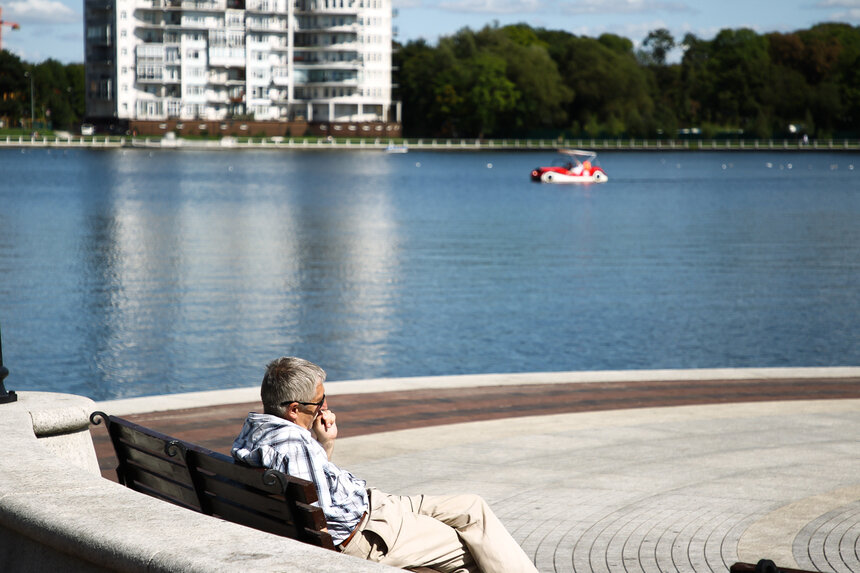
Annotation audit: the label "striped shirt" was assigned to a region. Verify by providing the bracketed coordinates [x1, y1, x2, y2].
[231, 412, 368, 545]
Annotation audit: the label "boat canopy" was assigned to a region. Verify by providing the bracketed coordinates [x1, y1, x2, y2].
[558, 149, 597, 161]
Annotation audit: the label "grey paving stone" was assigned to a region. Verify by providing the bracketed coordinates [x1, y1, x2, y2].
[342, 400, 860, 572]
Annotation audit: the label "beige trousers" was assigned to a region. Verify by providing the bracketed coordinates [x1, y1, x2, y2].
[341, 489, 537, 573]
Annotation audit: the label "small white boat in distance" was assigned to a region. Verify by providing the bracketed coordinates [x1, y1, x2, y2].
[384, 143, 408, 154]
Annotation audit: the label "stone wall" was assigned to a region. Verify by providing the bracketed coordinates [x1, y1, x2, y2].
[0, 392, 394, 573]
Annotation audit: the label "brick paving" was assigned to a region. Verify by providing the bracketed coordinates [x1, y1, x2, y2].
[91, 375, 860, 572]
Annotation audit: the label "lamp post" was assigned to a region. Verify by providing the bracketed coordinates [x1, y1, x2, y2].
[24, 70, 34, 135]
[0, 322, 17, 404]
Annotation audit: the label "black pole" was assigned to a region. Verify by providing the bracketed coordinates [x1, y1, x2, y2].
[0, 322, 17, 404]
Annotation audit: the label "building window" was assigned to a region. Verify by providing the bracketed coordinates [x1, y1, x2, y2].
[98, 79, 112, 99]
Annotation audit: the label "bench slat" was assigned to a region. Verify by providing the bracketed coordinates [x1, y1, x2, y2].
[187, 446, 320, 505]
[205, 496, 301, 538]
[297, 527, 336, 548]
[121, 464, 201, 511]
[111, 421, 179, 455]
[193, 472, 329, 534]
[194, 472, 294, 520]
[118, 443, 194, 487]
[93, 411, 337, 551]
[294, 500, 329, 531]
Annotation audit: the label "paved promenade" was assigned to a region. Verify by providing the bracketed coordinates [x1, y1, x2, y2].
[92, 368, 860, 573]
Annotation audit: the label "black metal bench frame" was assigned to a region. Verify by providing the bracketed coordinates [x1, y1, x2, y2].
[90, 411, 335, 550]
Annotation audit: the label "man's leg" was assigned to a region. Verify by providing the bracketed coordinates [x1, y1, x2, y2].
[405, 493, 538, 573]
[342, 492, 479, 573]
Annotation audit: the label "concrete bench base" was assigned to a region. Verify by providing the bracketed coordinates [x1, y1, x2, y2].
[0, 392, 394, 573]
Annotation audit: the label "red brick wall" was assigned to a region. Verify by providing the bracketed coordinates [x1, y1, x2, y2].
[128, 120, 402, 138]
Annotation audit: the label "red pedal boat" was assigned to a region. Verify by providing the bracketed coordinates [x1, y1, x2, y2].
[531, 149, 608, 183]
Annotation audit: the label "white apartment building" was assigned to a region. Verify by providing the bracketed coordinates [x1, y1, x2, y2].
[84, 0, 399, 126]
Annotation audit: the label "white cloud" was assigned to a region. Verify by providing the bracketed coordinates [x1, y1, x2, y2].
[436, 0, 543, 14]
[567, 18, 672, 44]
[813, 0, 860, 7]
[5, 0, 78, 24]
[829, 8, 860, 19]
[810, 1, 860, 21]
[559, 0, 693, 15]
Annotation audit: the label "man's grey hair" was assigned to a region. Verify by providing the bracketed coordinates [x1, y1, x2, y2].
[261, 357, 326, 416]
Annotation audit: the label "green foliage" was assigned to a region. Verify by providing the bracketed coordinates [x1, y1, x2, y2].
[395, 23, 860, 138]
[0, 50, 84, 130]
[0, 50, 27, 124]
[638, 28, 675, 66]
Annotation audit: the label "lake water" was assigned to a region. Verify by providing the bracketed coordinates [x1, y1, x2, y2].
[0, 148, 857, 400]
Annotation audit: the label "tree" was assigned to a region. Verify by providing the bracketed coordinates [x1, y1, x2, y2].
[0, 49, 26, 128]
[393, 22, 860, 138]
[638, 28, 675, 66]
[0, 52, 84, 131]
[462, 52, 518, 138]
[476, 25, 571, 135]
[550, 34, 655, 137]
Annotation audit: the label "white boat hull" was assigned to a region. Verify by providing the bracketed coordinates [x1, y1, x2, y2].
[540, 170, 608, 183]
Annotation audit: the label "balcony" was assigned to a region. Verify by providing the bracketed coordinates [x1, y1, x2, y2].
[136, 67, 164, 82]
[246, 17, 289, 32]
[207, 91, 230, 104]
[245, 0, 283, 12]
[296, 17, 358, 33]
[294, 38, 358, 50]
[137, 44, 165, 59]
[292, 86, 358, 101]
[209, 46, 246, 67]
[180, 0, 226, 10]
[303, 78, 358, 87]
[293, 0, 358, 14]
[300, 69, 358, 86]
[224, 74, 246, 86]
[272, 67, 290, 85]
[293, 55, 361, 68]
[135, 0, 175, 9]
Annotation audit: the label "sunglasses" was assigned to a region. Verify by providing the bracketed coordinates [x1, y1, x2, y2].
[281, 394, 326, 409]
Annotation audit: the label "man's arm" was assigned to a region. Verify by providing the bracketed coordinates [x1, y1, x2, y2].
[312, 410, 337, 460]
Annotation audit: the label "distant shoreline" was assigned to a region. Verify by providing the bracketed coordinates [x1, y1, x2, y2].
[1, 134, 859, 153]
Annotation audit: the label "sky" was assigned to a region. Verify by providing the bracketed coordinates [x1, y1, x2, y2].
[1, 0, 859, 64]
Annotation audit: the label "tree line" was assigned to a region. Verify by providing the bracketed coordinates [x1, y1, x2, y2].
[394, 23, 860, 139]
[0, 51, 84, 132]
[2, 22, 858, 139]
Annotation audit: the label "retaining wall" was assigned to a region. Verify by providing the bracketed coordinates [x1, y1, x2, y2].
[0, 391, 394, 573]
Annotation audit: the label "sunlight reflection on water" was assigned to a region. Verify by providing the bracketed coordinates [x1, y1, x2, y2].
[0, 148, 857, 399]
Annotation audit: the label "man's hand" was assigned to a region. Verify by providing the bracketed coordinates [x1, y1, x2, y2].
[312, 410, 337, 460]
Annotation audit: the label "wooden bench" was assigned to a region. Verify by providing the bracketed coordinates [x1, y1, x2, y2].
[90, 411, 335, 550]
[730, 560, 818, 573]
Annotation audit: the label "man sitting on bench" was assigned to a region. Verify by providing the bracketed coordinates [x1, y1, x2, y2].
[232, 356, 538, 573]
